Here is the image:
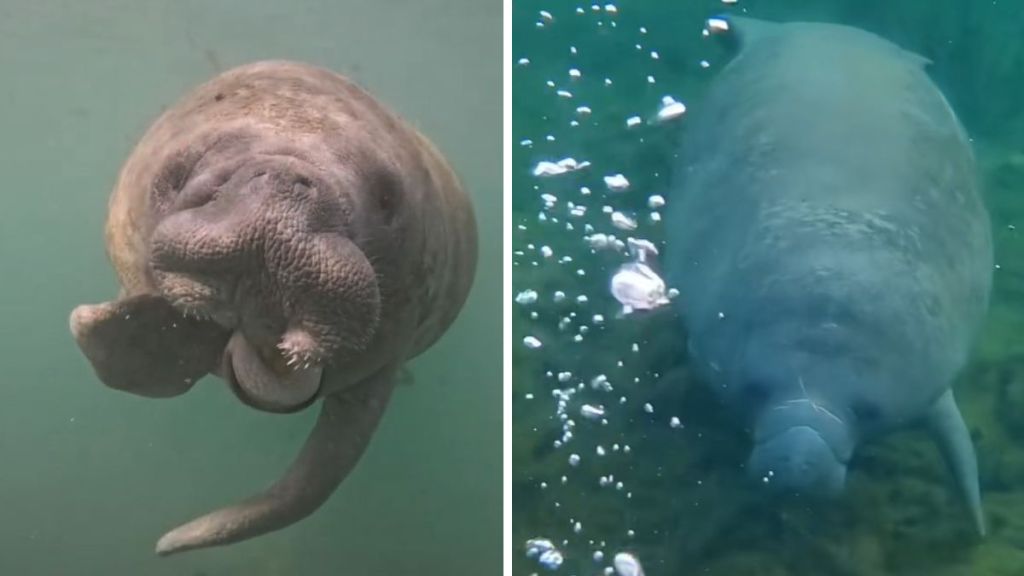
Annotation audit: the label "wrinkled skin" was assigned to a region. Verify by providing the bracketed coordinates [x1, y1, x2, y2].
[69, 60, 477, 555]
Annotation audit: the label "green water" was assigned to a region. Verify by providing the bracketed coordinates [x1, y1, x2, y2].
[512, 1, 1024, 575]
[0, 1, 501, 574]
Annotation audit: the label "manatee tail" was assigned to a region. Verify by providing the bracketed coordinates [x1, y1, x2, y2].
[154, 370, 397, 556]
[927, 389, 986, 536]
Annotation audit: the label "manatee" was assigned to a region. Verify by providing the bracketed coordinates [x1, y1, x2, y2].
[69, 60, 477, 554]
[666, 17, 992, 532]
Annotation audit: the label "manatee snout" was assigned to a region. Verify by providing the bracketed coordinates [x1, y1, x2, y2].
[749, 426, 848, 496]
[148, 162, 381, 412]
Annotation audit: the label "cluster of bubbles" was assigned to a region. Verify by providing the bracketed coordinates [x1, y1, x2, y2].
[514, 2, 742, 574]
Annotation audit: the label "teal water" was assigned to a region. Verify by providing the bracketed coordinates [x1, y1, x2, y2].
[0, 1, 501, 574]
[512, 2, 1024, 575]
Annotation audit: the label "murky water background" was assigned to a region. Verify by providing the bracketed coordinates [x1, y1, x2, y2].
[0, 1, 500, 574]
[512, 1, 1024, 575]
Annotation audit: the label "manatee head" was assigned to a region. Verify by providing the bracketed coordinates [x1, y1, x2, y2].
[146, 134, 390, 412]
[748, 397, 855, 496]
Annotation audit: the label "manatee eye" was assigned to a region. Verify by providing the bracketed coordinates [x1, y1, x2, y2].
[363, 163, 401, 223]
[375, 186, 397, 221]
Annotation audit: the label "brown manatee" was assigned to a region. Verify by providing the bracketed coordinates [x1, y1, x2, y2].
[666, 17, 992, 532]
[69, 60, 477, 555]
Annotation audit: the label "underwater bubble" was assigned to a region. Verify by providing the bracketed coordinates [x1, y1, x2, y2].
[706, 17, 730, 33]
[594, 550, 605, 562]
[591, 374, 613, 392]
[557, 89, 573, 98]
[539, 549, 564, 570]
[610, 261, 670, 312]
[525, 537, 556, 558]
[604, 3, 618, 13]
[581, 404, 606, 420]
[540, 246, 554, 258]
[569, 68, 582, 79]
[647, 195, 665, 209]
[554, 290, 567, 303]
[722, 0, 738, 4]
[626, 116, 642, 128]
[569, 453, 581, 466]
[626, 237, 658, 260]
[517, 58, 530, 66]
[539, 10, 554, 21]
[523, 336, 543, 349]
[596, 445, 606, 456]
[574, 521, 583, 534]
[649, 212, 662, 223]
[611, 212, 638, 231]
[585, 233, 611, 250]
[700, 59, 711, 68]
[656, 96, 687, 122]
[670, 416, 682, 428]
[650, 51, 660, 60]
[643, 403, 654, 413]
[647, 76, 656, 84]
[533, 158, 591, 177]
[604, 174, 630, 192]
[613, 552, 645, 576]
[577, 105, 593, 115]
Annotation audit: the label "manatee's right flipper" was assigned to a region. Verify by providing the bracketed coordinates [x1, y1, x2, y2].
[153, 364, 399, 556]
[69, 294, 230, 398]
[926, 389, 986, 536]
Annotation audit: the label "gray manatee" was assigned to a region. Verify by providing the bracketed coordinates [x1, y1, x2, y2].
[69, 60, 477, 554]
[666, 17, 992, 532]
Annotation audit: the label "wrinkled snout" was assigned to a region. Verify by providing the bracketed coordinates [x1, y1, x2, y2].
[748, 426, 848, 497]
[148, 167, 381, 411]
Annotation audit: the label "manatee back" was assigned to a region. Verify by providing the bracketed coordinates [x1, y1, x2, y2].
[666, 19, 992, 422]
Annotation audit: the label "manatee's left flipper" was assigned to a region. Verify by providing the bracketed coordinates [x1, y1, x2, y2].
[926, 389, 985, 536]
[69, 294, 230, 398]
[153, 364, 399, 556]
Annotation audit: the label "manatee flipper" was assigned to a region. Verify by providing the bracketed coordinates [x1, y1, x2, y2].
[153, 365, 399, 556]
[926, 389, 985, 536]
[70, 294, 230, 398]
